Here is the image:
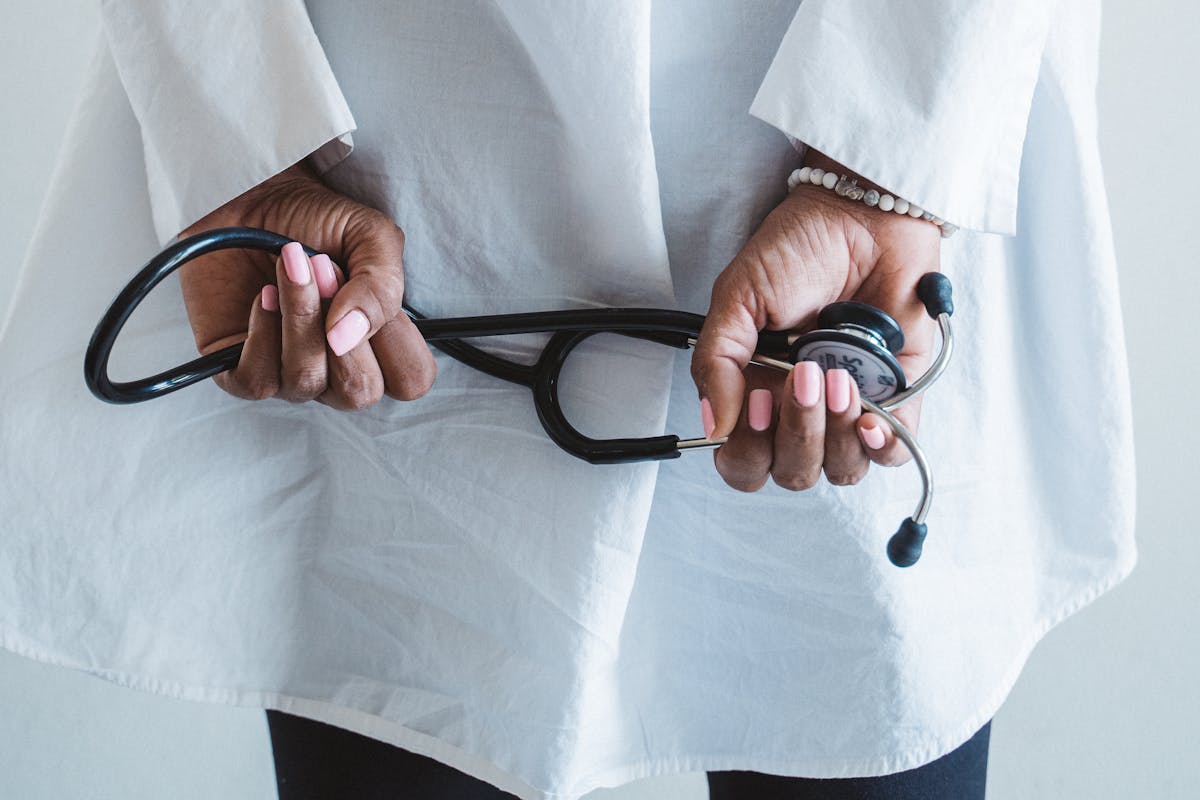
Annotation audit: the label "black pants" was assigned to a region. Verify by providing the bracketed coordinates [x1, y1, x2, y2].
[267, 710, 990, 800]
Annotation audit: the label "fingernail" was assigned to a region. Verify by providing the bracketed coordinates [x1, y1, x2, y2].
[281, 241, 311, 286]
[827, 369, 851, 414]
[312, 253, 338, 299]
[327, 309, 370, 356]
[261, 284, 279, 312]
[861, 422, 886, 450]
[749, 389, 773, 431]
[701, 397, 715, 439]
[793, 361, 821, 407]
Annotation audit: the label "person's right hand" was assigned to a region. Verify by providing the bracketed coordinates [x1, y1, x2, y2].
[178, 162, 436, 410]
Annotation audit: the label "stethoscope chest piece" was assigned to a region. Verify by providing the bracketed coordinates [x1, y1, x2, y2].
[788, 301, 906, 402]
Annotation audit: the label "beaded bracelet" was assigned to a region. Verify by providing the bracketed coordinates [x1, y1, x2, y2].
[787, 167, 958, 238]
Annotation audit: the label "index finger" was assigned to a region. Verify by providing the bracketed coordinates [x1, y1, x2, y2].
[324, 217, 408, 356]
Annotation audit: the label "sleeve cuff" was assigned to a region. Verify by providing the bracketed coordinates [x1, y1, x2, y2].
[749, 0, 1055, 236]
[101, 0, 357, 242]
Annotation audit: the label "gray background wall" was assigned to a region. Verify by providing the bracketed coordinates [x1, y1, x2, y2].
[1, 2, 1195, 797]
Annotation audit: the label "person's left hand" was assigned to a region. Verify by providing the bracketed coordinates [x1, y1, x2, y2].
[178, 162, 436, 409]
[691, 154, 941, 492]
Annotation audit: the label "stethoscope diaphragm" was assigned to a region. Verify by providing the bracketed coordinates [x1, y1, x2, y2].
[789, 301, 906, 402]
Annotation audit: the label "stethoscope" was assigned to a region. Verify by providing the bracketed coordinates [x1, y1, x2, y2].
[85, 227, 955, 567]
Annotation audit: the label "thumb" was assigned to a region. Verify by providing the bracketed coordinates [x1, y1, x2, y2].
[324, 212, 437, 400]
[690, 284, 762, 440]
[324, 214, 409, 357]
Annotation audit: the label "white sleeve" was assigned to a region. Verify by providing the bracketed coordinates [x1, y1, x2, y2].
[749, 0, 1057, 235]
[99, 0, 357, 242]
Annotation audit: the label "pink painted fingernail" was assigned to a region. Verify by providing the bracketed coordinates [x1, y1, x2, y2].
[281, 241, 311, 286]
[327, 309, 370, 356]
[861, 422, 886, 450]
[261, 284, 279, 312]
[701, 397, 715, 439]
[826, 369, 851, 413]
[749, 389, 773, 431]
[794, 361, 821, 408]
[312, 253, 338, 299]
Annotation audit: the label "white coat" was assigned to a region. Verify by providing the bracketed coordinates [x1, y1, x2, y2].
[0, 1, 1135, 798]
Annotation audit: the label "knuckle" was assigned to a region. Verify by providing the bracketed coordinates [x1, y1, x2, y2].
[282, 368, 327, 401]
[715, 453, 771, 493]
[241, 380, 278, 402]
[386, 358, 437, 401]
[722, 473, 769, 493]
[874, 448, 912, 468]
[284, 305, 322, 324]
[338, 373, 385, 411]
[213, 373, 237, 393]
[219, 373, 276, 402]
[771, 470, 819, 492]
[374, 275, 405, 314]
[710, 270, 736, 301]
[214, 375, 246, 399]
[388, 380, 426, 402]
[825, 468, 867, 486]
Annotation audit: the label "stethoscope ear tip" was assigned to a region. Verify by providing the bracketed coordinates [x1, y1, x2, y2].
[887, 518, 928, 568]
[917, 272, 954, 318]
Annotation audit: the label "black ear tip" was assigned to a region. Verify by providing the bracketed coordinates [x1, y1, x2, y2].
[916, 273, 954, 319]
[887, 518, 928, 567]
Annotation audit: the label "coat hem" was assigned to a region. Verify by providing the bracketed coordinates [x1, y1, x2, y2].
[0, 548, 1135, 800]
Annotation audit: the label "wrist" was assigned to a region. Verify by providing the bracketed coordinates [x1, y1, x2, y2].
[181, 162, 322, 237]
[801, 148, 887, 197]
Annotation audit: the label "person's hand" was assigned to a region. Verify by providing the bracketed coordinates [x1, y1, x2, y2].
[178, 162, 436, 409]
[691, 153, 940, 491]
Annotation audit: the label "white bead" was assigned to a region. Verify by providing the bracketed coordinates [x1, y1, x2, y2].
[787, 170, 803, 191]
[822, 171, 838, 189]
[940, 222, 959, 238]
[893, 198, 910, 215]
[931, 217, 944, 226]
[908, 204, 923, 218]
[798, 166, 812, 184]
[864, 190, 880, 207]
[878, 194, 895, 212]
[809, 168, 825, 185]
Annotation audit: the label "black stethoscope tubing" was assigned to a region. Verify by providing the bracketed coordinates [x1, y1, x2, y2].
[85, 227, 795, 462]
[85, 226, 954, 566]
